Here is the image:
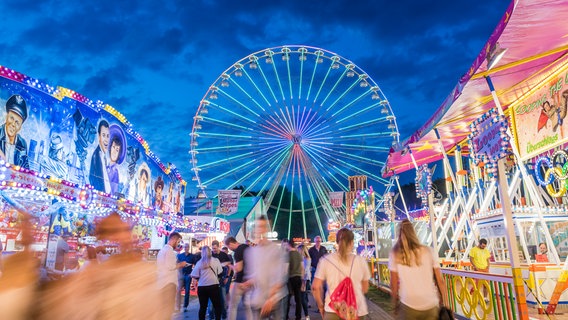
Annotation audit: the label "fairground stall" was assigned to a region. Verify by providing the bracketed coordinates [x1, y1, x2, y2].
[0, 65, 187, 271]
[377, 1, 568, 319]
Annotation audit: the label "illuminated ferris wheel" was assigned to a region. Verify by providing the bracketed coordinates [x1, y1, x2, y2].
[190, 45, 399, 239]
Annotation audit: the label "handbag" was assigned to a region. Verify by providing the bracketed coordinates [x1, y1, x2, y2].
[210, 266, 223, 286]
[439, 306, 454, 320]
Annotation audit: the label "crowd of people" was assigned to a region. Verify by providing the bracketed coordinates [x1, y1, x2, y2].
[1, 211, 461, 320]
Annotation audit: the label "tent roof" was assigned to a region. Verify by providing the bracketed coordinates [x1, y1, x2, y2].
[384, 0, 568, 175]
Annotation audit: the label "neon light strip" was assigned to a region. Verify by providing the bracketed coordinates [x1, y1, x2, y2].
[305, 52, 321, 103]
[270, 55, 286, 102]
[255, 60, 279, 103]
[227, 77, 266, 113]
[326, 76, 359, 112]
[241, 67, 270, 110]
[336, 101, 382, 124]
[320, 68, 348, 109]
[331, 88, 370, 118]
[216, 89, 261, 118]
[200, 116, 251, 131]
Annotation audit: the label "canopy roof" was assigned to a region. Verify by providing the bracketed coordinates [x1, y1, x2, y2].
[384, 0, 568, 175]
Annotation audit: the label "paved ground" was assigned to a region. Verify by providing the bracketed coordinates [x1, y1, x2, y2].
[173, 289, 393, 320]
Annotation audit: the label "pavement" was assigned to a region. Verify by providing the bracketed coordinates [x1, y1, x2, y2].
[173, 288, 394, 320]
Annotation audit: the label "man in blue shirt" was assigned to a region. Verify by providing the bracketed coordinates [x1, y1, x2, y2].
[177, 243, 196, 311]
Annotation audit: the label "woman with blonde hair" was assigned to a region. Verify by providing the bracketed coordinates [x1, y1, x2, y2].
[313, 228, 371, 319]
[389, 219, 447, 319]
[298, 244, 311, 319]
[191, 246, 224, 320]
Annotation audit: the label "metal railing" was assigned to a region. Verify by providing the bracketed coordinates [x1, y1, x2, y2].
[373, 260, 519, 320]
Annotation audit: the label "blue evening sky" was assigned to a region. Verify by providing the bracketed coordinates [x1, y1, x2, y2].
[0, 0, 510, 195]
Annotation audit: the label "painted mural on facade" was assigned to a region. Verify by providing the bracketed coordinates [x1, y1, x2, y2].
[0, 74, 185, 214]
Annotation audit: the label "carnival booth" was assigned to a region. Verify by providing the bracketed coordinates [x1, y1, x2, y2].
[0, 66, 186, 272]
[379, 0, 568, 318]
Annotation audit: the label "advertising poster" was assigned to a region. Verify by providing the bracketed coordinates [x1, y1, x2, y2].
[217, 189, 241, 215]
[329, 191, 344, 208]
[513, 69, 568, 159]
[0, 71, 185, 213]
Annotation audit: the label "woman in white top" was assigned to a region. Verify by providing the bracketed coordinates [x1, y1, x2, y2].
[191, 246, 224, 320]
[313, 228, 371, 319]
[389, 219, 447, 320]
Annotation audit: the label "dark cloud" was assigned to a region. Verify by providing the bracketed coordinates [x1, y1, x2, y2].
[0, 0, 509, 194]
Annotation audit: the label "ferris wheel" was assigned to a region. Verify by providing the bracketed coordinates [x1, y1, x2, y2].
[190, 45, 399, 239]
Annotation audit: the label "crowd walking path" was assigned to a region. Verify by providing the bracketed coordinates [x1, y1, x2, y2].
[173, 289, 393, 320]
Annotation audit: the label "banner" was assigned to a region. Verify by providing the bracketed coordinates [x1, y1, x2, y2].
[329, 191, 344, 208]
[217, 189, 242, 215]
[512, 69, 568, 159]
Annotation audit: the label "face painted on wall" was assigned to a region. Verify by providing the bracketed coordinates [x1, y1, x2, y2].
[98, 125, 110, 151]
[5, 110, 23, 144]
[110, 140, 121, 163]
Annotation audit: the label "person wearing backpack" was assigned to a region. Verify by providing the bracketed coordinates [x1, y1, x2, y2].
[388, 219, 447, 320]
[312, 228, 370, 319]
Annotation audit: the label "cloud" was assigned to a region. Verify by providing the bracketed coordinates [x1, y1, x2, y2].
[0, 0, 510, 196]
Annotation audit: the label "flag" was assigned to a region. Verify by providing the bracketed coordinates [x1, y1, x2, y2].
[329, 191, 344, 208]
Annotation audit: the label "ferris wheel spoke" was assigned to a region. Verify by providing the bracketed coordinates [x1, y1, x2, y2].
[202, 158, 259, 186]
[253, 55, 280, 104]
[196, 144, 255, 152]
[328, 149, 385, 167]
[201, 116, 254, 132]
[197, 132, 254, 140]
[330, 88, 372, 118]
[297, 49, 307, 102]
[301, 147, 350, 191]
[324, 74, 360, 113]
[226, 76, 267, 113]
[294, 150, 309, 239]
[337, 117, 390, 132]
[311, 61, 335, 109]
[284, 50, 294, 100]
[305, 50, 323, 103]
[304, 144, 387, 185]
[196, 152, 254, 170]
[238, 146, 293, 194]
[272, 152, 294, 230]
[268, 54, 287, 103]
[306, 182, 327, 240]
[238, 67, 271, 110]
[296, 106, 317, 136]
[335, 101, 382, 124]
[210, 92, 261, 119]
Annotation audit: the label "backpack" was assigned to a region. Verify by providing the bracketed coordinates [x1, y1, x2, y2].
[325, 255, 358, 320]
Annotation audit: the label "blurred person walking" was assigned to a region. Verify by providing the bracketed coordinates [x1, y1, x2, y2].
[243, 215, 288, 320]
[35, 212, 165, 320]
[157, 232, 189, 314]
[224, 236, 252, 320]
[191, 246, 224, 320]
[298, 244, 311, 320]
[389, 219, 447, 320]
[178, 242, 197, 311]
[312, 228, 371, 319]
[209, 239, 232, 319]
[286, 241, 304, 320]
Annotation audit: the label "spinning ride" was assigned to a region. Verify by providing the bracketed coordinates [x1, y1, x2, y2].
[190, 46, 399, 239]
